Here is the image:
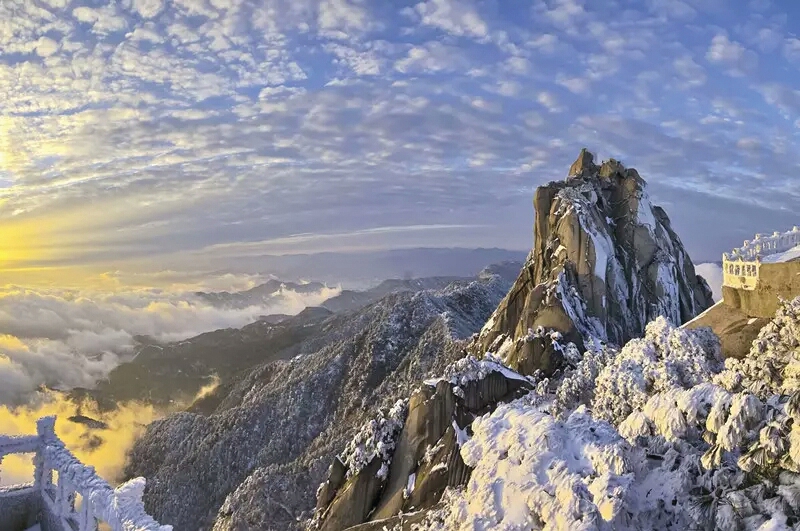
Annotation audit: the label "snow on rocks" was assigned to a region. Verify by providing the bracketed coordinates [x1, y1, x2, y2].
[339, 400, 408, 480]
[422, 402, 640, 531]
[423, 354, 531, 389]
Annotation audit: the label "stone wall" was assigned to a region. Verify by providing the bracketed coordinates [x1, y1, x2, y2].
[722, 261, 800, 318]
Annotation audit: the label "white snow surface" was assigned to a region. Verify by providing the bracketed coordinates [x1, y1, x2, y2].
[762, 244, 800, 264]
[424, 354, 531, 388]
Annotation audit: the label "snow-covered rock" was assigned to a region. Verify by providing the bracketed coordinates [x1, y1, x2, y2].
[474, 149, 714, 377]
[408, 298, 800, 531]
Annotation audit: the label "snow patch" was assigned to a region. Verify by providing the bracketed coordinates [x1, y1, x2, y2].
[424, 354, 530, 388]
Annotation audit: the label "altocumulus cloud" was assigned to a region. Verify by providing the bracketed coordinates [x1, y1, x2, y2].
[0, 0, 798, 274]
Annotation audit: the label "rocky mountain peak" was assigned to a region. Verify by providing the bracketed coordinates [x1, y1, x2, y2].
[474, 149, 714, 377]
[567, 147, 598, 178]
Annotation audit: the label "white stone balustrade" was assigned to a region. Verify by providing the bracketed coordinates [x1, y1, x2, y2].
[0, 416, 171, 531]
[722, 226, 800, 290]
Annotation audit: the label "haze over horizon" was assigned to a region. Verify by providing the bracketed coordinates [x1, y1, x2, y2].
[0, 0, 799, 286]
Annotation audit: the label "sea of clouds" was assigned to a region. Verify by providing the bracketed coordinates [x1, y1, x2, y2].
[0, 274, 340, 406]
[0, 273, 339, 486]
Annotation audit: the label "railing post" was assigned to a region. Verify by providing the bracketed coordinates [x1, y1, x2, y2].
[78, 494, 96, 531]
[34, 416, 56, 490]
[56, 474, 76, 517]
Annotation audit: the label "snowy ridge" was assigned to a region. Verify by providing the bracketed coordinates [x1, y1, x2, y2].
[125, 270, 514, 531]
[423, 354, 531, 390]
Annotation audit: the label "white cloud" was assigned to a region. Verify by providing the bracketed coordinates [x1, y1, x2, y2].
[127, 24, 163, 42]
[736, 137, 761, 152]
[324, 42, 384, 75]
[318, 0, 371, 35]
[40, 0, 70, 9]
[34, 36, 59, 57]
[784, 38, 800, 64]
[0, 0, 798, 300]
[585, 53, 619, 79]
[706, 34, 757, 76]
[557, 75, 590, 94]
[414, 0, 488, 38]
[758, 83, 800, 118]
[130, 0, 165, 19]
[673, 55, 706, 87]
[395, 41, 464, 73]
[0, 281, 341, 405]
[73, 5, 128, 34]
[503, 56, 530, 75]
[535, 0, 586, 33]
[528, 33, 558, 53]
[752, 27, 782, 52]
[695, 263, 722, 302]
[537, 91, 562, 112]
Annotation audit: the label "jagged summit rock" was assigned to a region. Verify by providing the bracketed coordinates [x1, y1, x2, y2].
[474, 149, 713, 376]
[567, 147, 598, 179]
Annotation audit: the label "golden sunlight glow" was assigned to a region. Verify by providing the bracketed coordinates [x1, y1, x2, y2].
[0, 217, 48, 271]
[0, 396, 162, 486]
[0, 384, 218, 487]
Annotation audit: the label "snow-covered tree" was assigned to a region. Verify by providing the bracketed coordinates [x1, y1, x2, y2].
[410, 298, 800, 531]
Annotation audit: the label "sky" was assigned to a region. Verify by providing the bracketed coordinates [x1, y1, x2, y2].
[1, 0, 800, 284]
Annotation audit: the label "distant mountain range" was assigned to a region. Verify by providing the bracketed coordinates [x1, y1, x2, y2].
[122, 265, 518, 530]
[236, 247, 527, 287]
[70, 263, 522, 410]
[195, 279, 329, 309]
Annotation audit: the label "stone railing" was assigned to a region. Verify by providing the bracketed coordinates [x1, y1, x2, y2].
[0, 416, 171, 531]
[723, 226, 800, 290]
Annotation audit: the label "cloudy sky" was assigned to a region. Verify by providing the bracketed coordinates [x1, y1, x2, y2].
[1, 0, 799, 283]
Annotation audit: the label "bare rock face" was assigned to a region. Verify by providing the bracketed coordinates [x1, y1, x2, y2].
[474, 149, 714, 376]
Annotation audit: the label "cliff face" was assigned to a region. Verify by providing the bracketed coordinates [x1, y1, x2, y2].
[474, 149, 713, 375]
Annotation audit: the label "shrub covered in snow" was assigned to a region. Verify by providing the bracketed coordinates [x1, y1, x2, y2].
[590, 316, 723, 424]
[339, 399, 408, 480]
[714, 297, 800, 399]
[553, 340, 616, 417]
[409, 298, 800, 531]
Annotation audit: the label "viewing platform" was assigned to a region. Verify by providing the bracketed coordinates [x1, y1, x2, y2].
[0, 417, 169, 531]
[722, 226, 800, 290]
[686, 225, 800, 359]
